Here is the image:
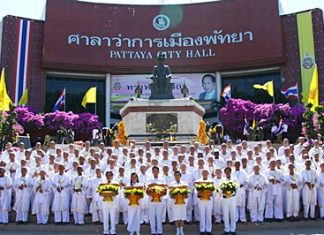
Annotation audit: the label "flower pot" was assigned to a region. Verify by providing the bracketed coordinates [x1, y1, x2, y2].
[199, 190, 212, 200]
[100, 192, 115, 202]
[128, 194, 140, 206]
[174, 194, 186, 205]
[225, 191, 232, 198]
[151, 192, 162, 202]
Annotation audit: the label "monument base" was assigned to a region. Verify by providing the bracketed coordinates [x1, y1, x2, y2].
[120, 98, 205, 142]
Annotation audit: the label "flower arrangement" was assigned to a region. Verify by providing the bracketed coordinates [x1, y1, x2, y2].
[195, 182, 215, 201]
[220, 99, 306, 140]
[115, 121, 127, 146]
[146, 185, 167, 202]
[195, 183, 216, 192]
[169, 186, 190, 204]
[219, 181, 239, 198]
[197, 119, 208, 145]
[96, 184, 119, 194]
[124, 188, 145, 197]
[124, 187, 145, 206]
[169, 187, 190, 196]
[13, 106, 103, 142]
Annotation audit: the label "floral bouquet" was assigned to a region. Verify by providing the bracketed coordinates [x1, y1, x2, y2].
[97, 183, 119, 202]
[124, 186, 145, 206]
[195, 182, 215, 200]
[169, 186, 190, 205]
[146, 184, 167, 202]
[219, 181, 239, 198]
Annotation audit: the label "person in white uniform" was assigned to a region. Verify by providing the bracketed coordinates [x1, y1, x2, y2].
[169, 171, 188, 235]
[301, 159, 317, 220]
[146, 166, 166, 235]
[0, 167, 12, 224]
[71, 166, 89, 225]
[316, 162, 324, 219]
[52, 164, 71, 224]
[284, 163, 302, 221]
[126, 172, 143, 235]
[194, 169, 213, 235]
[13, 167, 33, 224]
[102, 170, 119, 235]
[247, 164, 269, 223]
[32, 169, 51, 224]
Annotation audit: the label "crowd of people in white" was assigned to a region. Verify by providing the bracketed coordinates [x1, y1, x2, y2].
[0, 137, 323, 235]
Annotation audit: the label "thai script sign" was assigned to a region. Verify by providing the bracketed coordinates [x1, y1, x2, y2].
[43, 0, 283, 72]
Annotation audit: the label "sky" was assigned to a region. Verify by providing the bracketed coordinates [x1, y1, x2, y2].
[0, 0, 323, 21]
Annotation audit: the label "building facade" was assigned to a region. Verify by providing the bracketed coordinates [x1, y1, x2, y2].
[0, 0, 323, 126]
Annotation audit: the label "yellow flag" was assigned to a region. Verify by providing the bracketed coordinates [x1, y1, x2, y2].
[253, 81, 274, 97]
[0, 68, 12, 111]
[252, 119, 256, 129]
[81, 87, 96, 108]
[18, 88, 28, 106]
[308, 65, 319, 112]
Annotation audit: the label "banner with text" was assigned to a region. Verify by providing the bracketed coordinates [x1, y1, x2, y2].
[43, 0, 283, 72]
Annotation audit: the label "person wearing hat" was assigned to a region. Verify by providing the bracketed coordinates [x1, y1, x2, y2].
[222, 167, 238, 234]
[13, 166, 33, 224]
[247, 164, 269, 223]
[0, 167, 12, 224]
[52, 164, 71, 224]
[284, 163, 302, 221]
[232, 160, 248, 223]
[301, 159, 317, 220]
[88, 168, 105, 224]
[264, 159, 284, 222]
[32, 168, 51, 224]
[71, 166, 88, 225]
[316, 162, 324, 219]
[194, 169, 214, 235]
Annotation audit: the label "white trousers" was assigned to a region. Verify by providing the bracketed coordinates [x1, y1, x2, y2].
[148, 202, 164, 234]
[73, 211, 85, 224]
[0, 212, 8, 223]
[303, 203, 315, 219]
[16, 211, 28, 222]
[102, 201, 116, 235]
[250, 190, 265, 222]
[198, 200, 213, 233]
[92, 209, 103, 223]
[222, 197, 236, 233]
[286, 189, 300, 217]
[127, 205, 141, 233]
[54, 211, 70, 223]
[265, 197, 283, 219]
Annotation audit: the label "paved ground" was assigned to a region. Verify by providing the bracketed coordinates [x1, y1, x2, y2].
[0, 220, 323, 235]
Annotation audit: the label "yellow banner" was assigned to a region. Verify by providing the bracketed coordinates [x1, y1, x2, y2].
[297, 11, 316, 104]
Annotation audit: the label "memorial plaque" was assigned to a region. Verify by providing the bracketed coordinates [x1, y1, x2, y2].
[146, 113, 178, 133]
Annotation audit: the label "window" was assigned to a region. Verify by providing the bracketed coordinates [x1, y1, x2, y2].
[45, 74, 106, 123]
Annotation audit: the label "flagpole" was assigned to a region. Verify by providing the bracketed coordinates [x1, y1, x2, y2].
[64, 87, 66, 112]
[272, 80, 275, 104]
[94, 86, 97, 115]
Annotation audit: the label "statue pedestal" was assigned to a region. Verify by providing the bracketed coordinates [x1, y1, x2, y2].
[120, 98, 205, 142]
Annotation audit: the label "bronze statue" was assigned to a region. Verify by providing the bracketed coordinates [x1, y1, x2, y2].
[148, 53, 174, 99]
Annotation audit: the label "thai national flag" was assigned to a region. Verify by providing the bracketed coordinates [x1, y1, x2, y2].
[222, 85, 231, 102]
[281, 83, 299, 98]
[52, 88, 66, 112]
